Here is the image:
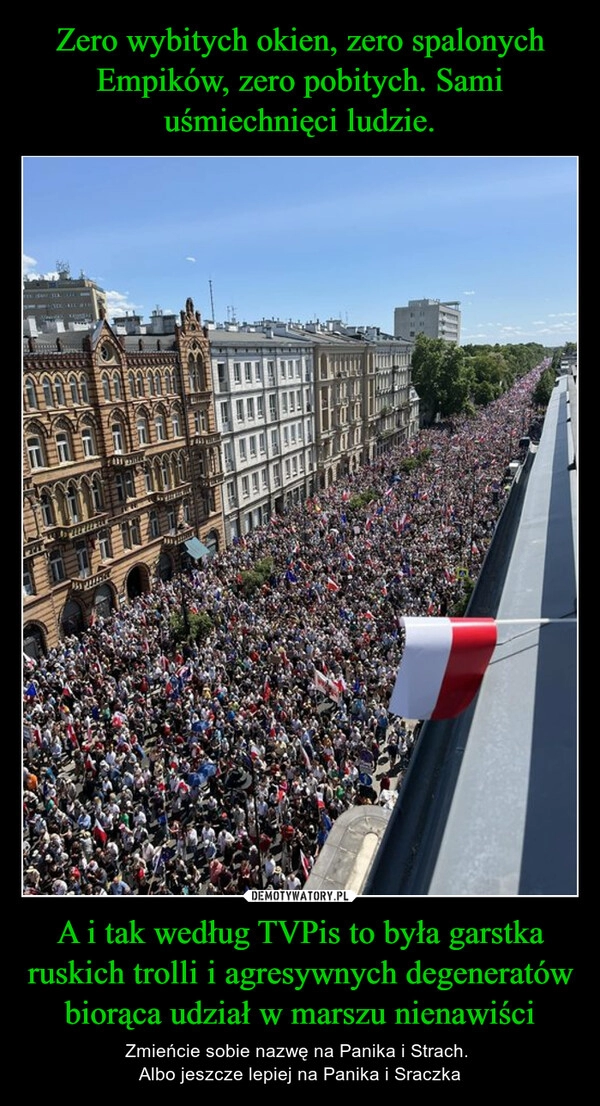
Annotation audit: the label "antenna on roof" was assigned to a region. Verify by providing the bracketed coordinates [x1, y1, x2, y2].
[208, 279, 215, 322]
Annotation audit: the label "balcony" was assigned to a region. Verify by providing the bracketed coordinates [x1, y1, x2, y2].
[192, 431, 221, 447]
[23, 536, 44, 557]
[70, 566, 111, 592]
[52, 516, 105, 540]
[108, 451, 145, 468]
[163, 527, 193, 546]
[204, 471, 224, 487]
[149, 486, 188, 504]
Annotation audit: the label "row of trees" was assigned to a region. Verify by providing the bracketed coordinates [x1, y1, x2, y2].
[411, 336, 550, 422]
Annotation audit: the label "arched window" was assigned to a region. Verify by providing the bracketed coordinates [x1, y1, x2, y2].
[112, 372, 122, 399]
[171, 409, 181, 437]
[39, 492, 54, 526]
[92, 477, 104, 512]
[128, 373, 135, 397]
[56, 430, 72, 463]
[69, 376, 80, 405]
[149, 510, 160, 538]
[154, 372, 162, 395]
[55, 378, 66, 406]
[42, 377, 53, 406]
[25, 378, 38, 409]
[80, 376, 89, 404]
[136, 373, 144, 397]
[154, 413, 166, 442]
[148, 373, 155, 397]
[161, 458, 170, 489]
[137, 415, 149, 446]
[49, 549, 65, 583]
[81, 426, 96, 458]
[112, 422, 124, 453]
[177, 453, 186, 483]
[166, 369, 174, 394]
[66, 484, 80, 523]
[144, 465, 153, 494]
[27, 436, 45, 470]
[102, 374, 111, 401]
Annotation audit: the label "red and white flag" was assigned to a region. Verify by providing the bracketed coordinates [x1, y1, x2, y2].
[326, 577, 340, 592]
[389, 616, 497, 720]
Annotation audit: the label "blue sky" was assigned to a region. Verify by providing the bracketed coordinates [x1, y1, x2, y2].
[23, 156, 577, 345]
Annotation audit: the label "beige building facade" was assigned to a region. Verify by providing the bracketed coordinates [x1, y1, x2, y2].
[23, 298, 225, 656]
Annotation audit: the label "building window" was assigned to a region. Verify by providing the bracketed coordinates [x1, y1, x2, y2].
[269, 394, 277, 420]
[167, 507, 176, 532]
[98, 529, 112, 560]
[236, 399, 244, 422]
[244, 362, 252, 383]
[82, 427, 96, 457]
[80, 377, 89, 404]
[251, 472, 259, 494]
[233, 363, 241, 384]
[283, 427, 289, 447]
[137, 417, 148, 446]
[25, 378, 38, 409]
[155, 414, 166, 441]
[131, 518, 141, 545]
[224, 442, 234, 472]
[23, 561, 35, 596]
[115, 471, 134, 503]
[219, 402, 230, 429]
[161, 459, 170, 489]
[239, 438, 247, 461]
[285, 459, 291, 479]
[42, 377, 53, 407]
[49, 550, 65, 583]
[67, 485, 80, 523]
[92, 478, 104, 512]
[27, 436, 45, 470]
[247, 397, 255, 420]
[257, 396, 264, 419]
[56, 432, 72, 464]
[75, 540, 90, 578]
[271, 429, 279, 454]
[261, 468, 268, 489]
[144, 466, 153, 494]
[226, 481, 236, 507]
[242, 476, 249, 498]
[112, 423, 124, 453]
[282, 393, 288, 415]
[154, 372, 162, 396]
[69, 377, 79, 405]
[273, 463, 281, 487]
[102, 374, 111, 401]
[249, 435, 257, 457]
[121, 522, 132, 550]
[55, 379, 66, 406]
[40, 492, 54, 526]
[255, 363, 262, 382]
[259, 432, 266, 454]
[149, 511, 160, 538]
[136, 373, 145, 397]
[112, 373, 122, 400]
[267, 361, 275, 384]
[183, 500, 190, 524]
[280, 360, 286, 379]
[171, 410, 181, 437]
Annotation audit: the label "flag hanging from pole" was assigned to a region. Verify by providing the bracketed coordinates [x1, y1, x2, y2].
[389, 617, 497, 720]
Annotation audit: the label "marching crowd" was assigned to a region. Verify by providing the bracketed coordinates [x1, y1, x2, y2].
[23, 367, 543, 895]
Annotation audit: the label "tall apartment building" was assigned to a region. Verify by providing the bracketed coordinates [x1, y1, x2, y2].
[23, 298, 224, 657]
[208, 327, 315, 542]
[264, 320, 414, 489]
[394, 298, 461, 344]
[23, 265, 108, 331]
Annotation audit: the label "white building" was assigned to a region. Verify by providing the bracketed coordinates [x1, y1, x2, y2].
[394, 298, 461, 344]
[208, 327, 315, 541]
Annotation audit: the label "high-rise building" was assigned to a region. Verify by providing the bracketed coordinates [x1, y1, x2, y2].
[394, 299, 461, 344]
[23, 264, 107, 331]
[23, 298, 224, 656]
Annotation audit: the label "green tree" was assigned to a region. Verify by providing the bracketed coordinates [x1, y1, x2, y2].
[411, 335, 470, 421]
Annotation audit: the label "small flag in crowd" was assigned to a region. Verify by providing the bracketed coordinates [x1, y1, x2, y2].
[326, 577, 340, 592]
[389, 616, 497, 720]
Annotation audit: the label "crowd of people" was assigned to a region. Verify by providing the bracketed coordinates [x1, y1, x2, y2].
[23, 366, 545, 895]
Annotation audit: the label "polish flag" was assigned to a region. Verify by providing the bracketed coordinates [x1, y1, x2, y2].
[326, 577, 340, 592]
[389, 617, 497, 720]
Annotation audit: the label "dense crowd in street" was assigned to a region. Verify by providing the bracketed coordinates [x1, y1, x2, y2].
[23, 367, 544, 895]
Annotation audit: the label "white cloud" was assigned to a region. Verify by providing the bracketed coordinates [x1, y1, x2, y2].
[185, 256, 196, 263]
[105, 289, 143, 318]
[463, 290, 475, 295]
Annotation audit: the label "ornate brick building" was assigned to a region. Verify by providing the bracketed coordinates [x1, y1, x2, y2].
[23, 298, 224, 657]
